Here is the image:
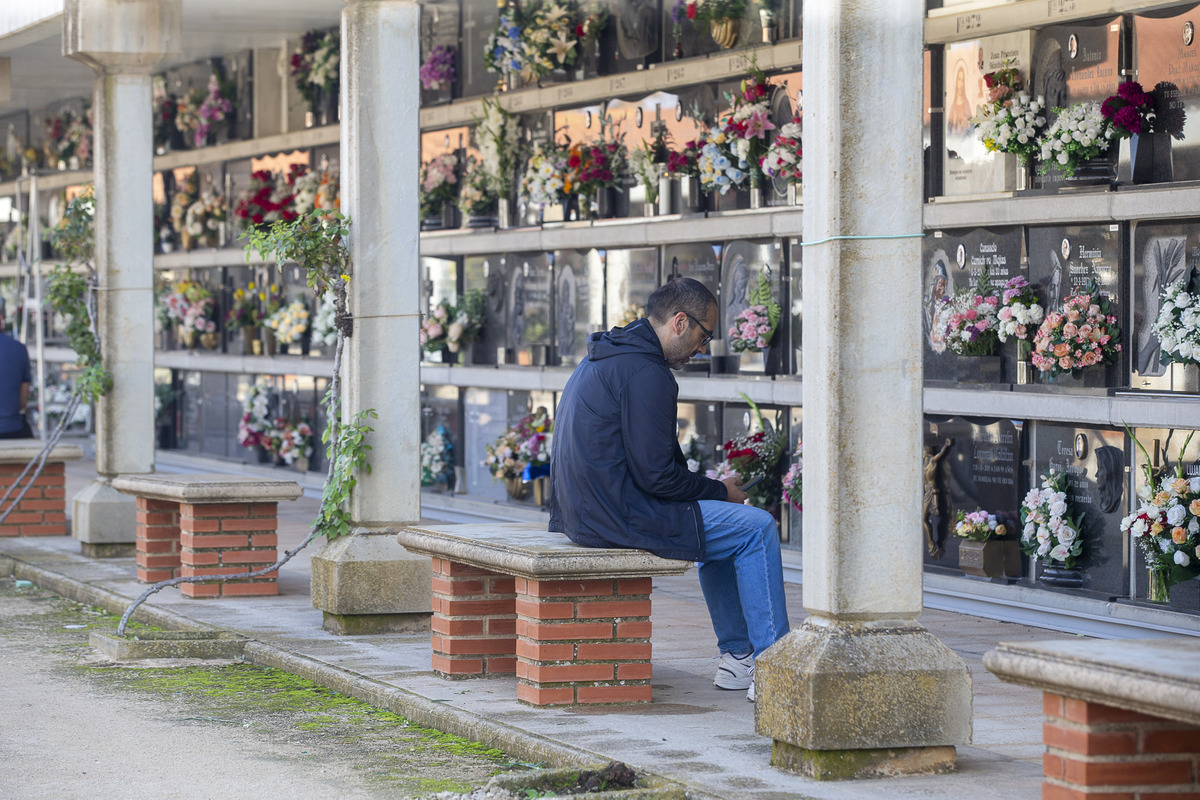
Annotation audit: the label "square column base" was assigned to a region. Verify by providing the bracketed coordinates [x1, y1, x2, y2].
[771, 741, 957, 780]
[756, 620, 972, 762]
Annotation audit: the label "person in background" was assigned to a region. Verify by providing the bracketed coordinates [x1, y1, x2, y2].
[549, 277, 790, 703]
[0, 297, 33, 439]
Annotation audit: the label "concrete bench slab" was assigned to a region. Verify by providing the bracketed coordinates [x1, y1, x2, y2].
[112, 472, 302, 597]
[0, 439, 84, 537]
[986, 638, 1200, 797]
[111, 473, 303, 504]
[398, 523, 691, 707]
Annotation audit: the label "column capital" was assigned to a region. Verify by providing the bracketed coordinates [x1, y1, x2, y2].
[63, 0, 182, 73]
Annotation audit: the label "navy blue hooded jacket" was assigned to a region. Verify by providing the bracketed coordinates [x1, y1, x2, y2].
[548, 319, 727, 561]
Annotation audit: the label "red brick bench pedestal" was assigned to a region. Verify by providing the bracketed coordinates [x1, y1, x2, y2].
[0, 440, 83, 537]
[985, 638, 1200, 799]
[397, 523, 690, 707]
[112, 473, 302, 597]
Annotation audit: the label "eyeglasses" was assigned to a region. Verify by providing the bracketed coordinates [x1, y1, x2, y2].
[684, 312, 713, 347]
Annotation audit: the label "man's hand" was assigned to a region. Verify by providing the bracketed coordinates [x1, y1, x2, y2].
[722, 476, 748, 504]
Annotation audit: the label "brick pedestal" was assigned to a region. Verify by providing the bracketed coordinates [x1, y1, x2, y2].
[515, 576, 653, 706]
[135, 496, 180, 582]
[430, 557, 517, 677]
[179, 502, 279, 598]
[1042, 692, 1200, 799]
[0, 462, 68, 536]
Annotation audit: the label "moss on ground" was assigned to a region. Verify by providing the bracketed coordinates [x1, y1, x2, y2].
[0, 576, 516, 797]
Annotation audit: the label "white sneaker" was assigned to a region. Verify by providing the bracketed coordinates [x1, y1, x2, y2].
[714, 651, 754, 690]
[747, 679, 755, 703]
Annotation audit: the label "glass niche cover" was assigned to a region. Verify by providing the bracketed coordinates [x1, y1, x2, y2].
[606, 247, 658, 328]
[507, 252, 553, 366]
[720, 239, 784, 373]
[1130, 220, 1200, 393]
[553, 249, 604, 367]
[462, 254, 506, 366]
[1130, 8, 1200, 183]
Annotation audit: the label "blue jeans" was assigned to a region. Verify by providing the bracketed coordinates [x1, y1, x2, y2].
[697, 500, 791, 658]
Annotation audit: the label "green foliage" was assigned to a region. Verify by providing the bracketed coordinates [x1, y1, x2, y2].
[42, 191, 111, 402]
[241, 210, 352, 298]
[318, 404, 377, 540]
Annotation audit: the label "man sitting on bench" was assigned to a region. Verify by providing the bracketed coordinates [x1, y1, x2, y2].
[549, 277, 790, 703]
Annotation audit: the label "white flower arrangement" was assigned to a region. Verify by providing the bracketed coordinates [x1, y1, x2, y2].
[762, 118, 802, 184]
[1036, 101, 1115, 177]
[421, 426, 454, 486]
[310, 291, 338, 347]
[973, 92, 1046, 164]
[266, 299, 309, 345]
[237, 381, 272, 448]
[520, 141, 567, 208]
[1153, 278, 1200, 366]
[476, 97, 521, 197]
[1019, 471, 1083, 567]
[1121, 430, 1200, 594]
[996, 275, 1044, 344]
[292, 168, 323, 216]
[628, 141, 666, 205]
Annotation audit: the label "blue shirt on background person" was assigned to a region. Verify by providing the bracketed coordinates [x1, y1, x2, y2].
[0, 301, 33, 438]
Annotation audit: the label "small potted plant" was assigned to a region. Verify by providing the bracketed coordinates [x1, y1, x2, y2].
[955, 509, 1020, 579]
[685, 0, 749, 49]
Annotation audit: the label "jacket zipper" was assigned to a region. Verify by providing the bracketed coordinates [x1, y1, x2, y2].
[689, 502, 703, 561]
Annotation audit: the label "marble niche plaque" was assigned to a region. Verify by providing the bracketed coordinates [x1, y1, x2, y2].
[1130, 221, 1200, 393]
[1130, 7, 1200, 183]
[606, 247, 659, 328]
[721, 239, 784, 374]
[923, 416, 1024, 574]
[1129, 427, 1200, 610]
[943, 31, 1034, 197]
[508, 253, 553, 366]
[552, 249, 604, 368]
[463, 254, 506, 366]
[459, 1, 501, 98]
[664, 242, 722, 373]
[1032, 423, 1128, 597]
[923, 227, 1025, 385]
[1026, 223, 1125, 389]
[1029, 18, 1122, 190]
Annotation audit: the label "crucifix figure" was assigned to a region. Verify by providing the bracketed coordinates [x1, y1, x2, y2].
[922, 437, 953, 559]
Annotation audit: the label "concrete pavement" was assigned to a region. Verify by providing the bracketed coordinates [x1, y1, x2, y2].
[0, 455, 1065, 799]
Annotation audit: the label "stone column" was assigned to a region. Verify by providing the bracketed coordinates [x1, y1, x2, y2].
[309, 0, 432, 634]
[64, 0, 180, 556]
[754, 0, 972, 779]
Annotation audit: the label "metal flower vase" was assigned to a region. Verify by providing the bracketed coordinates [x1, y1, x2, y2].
[710, 18, 740, 48]
[504, 475, 529, 501]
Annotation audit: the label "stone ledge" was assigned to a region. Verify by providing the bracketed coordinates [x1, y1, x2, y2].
[399, 523, 691, 581]
[0, 439, 84, 464]
[984, 639, 1200, 727]
[111, 472, 303, 504]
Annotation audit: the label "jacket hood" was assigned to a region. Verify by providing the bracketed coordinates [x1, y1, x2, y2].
[586, 319, 664, 362]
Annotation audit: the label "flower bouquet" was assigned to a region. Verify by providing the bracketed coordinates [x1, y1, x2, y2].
[234, 167, 302, 230]
[705, 396, 785, 511]
[421, 291, 486, 357]
[175, 74, 235, 148]
[971, 62, 1047, 165]
[483, 407, 553, 486]
[1121, 430, 1200, 601]
[1020, 471, 1083, 567]
[781, 439, 802, 512]
[954, 509, 1006, 542]
[941, 268, 1001, 357]
[520, 140, 569, 209]
[564, 136, 626, 214]
[475, 97, 522, 202]
[457, 158, 496, 219]
[169, 170, 200, 247]
[237, 381, 273, 450]
[310, 290, 338, 348]
[1101, 81, 1156, 140]
[224, 284, 261, 331]
[292, 167, 324, 217]
[485, 0, 606, 84]
[420, 426, 455, 487]
[292, 29, 340, 116]
[265, 299, 310, 349]
[420, 152, 459, 222]
[996, 275, 1044, 344]
[1030, 282, 1121, 377]
[667, 138, 704, 177]
[1036, 101, 1115, 178]
[727, 269, 781, 352]
[1154, 272, 1200, 366]
[152, 83, 177, 152]
[761, 117, 802, 185]
[183, 184, 227, 249]
[629, 139, 667, 209]
[271, 418, 314, 467]
[44, 107, 86, 168]
[420, 44, 457, 91]
[699, 68, 774, 194]
[179, 283, 219, 349]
